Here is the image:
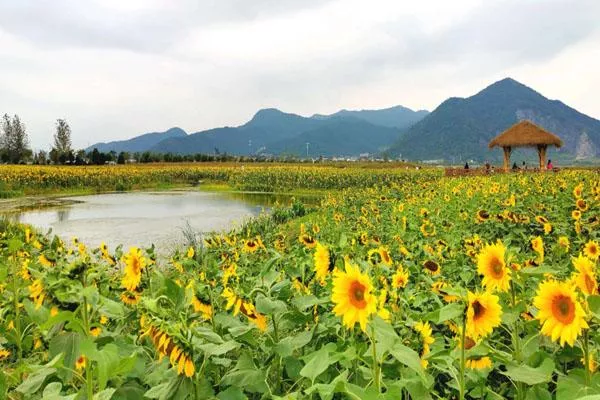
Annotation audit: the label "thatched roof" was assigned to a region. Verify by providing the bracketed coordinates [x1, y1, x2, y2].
[488, 120, 563, 149]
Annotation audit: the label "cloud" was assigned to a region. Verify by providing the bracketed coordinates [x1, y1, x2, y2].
[0, 0, 335, 52]
[0, 0, 598, 149]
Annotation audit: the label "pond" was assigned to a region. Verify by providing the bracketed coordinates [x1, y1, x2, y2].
[3, 190, 314, 252]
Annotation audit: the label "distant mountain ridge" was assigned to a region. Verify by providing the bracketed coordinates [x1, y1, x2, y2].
[388, 78, 600, 162]
[88, 105, 427, 156]
[86, 79, 600, 161]
[311, 105, 429, 128]
[86, 127, 187, 153]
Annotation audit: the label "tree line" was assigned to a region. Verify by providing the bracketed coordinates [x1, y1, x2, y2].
[1, 114, 318, 165]
[1, 114, 74, 164]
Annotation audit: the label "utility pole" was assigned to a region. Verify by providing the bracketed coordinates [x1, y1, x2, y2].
[248, 139, 252, 155]
[306, 142, 310, 159]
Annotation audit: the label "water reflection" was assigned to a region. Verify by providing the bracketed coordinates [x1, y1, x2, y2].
[3, 190, 318, 252]
[57, 209, 70, 222]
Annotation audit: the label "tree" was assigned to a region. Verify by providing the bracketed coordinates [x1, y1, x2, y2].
[90, 148, 102, 165]
[75, 149, 86, 165]
[53, 119, 72, 164]
[34, 150, 48, 165]
[0, 114, 11, 162]
[2, 114, 31, 163]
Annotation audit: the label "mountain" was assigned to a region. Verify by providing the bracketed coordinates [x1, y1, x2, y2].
[389, 78, 600, 162]
[268, 117, 402, 157]
[312, 105, 429, 129]
[151, 109, 325, 155]
[150, 106, 425, 156]
[87, 127, 187, 153]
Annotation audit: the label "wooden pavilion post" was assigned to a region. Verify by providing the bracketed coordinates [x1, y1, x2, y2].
[537, 144, 547, 171]
[502, 146, 511, 172]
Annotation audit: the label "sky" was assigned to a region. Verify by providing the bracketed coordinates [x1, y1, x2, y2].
[0, 0, 599, 150]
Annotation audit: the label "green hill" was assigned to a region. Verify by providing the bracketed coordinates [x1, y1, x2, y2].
[389, 78, 600, 163]
[268, 117, 402, 157]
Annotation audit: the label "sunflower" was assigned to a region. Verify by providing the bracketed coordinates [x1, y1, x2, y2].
[521, 311, 535, 321]
[331, 261, 377, 331]
[476, 210, 490, 222]
[420, 221, 436, 237]
[584, 240, 599, 261]
[367, 248, 382, 265]
[572, 210, 582, 220]
[576, 199, 588, 212]
[414, 321, 434, 368]
[120, 290, 141, 305]
[558, 236, 570, 252]
[466, 356, 492, 370]
[423, 260, 441, 276]
[378, 246, 392, 265]
[192, 296, 213, 320]
[466, 291, 502, 340]
[242, 239, 258, 253]
[431, 281, 459, 302]
[187, 247, 195, 258]
[240, 302, 268, 332]
[572, 254, 597, 296]
[531, 236, 544, 263]
[314, 242, 331, 283]
[222, 287, 243, 316]
[25, 228, 32, 243]
[75, 355, 86, 371]
[0, 348, 11, 360]
[582, 352, 598, 373]
[28, 279, 45, 309]
[377, 290, 391, 322]
[203, 237, 221, 248]
[477, 241, 511, 292]
[391, 266, 409, 289]
[38, 254, 55, 267]
[535, 215, 549, 224]
[533, 280, 588, 346]
[90, 327, 102, 337]
[573, 184, 583, 198]
[299, 234, 317, 249]
[543, 223, 552, 235]
[121, 247, 147, 292]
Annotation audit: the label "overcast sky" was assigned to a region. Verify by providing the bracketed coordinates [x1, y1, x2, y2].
[0, 0, 599, 150]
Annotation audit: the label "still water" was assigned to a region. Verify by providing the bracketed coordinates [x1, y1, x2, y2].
[6, 191, 306, 252]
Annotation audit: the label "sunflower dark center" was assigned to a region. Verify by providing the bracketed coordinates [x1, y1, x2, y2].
[424, 261, 439, 272]
[552, 295, 575, 324]
[490, 257, 504, 277]
[349, 281, 367, 309]
[472, 300, 484, 320]
[131, 258, 140, 273]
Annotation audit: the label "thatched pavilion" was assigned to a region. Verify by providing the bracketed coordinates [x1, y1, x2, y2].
[488, 121, 563, 171]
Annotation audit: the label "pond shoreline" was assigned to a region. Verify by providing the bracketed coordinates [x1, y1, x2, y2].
[0, 184, 325, 215]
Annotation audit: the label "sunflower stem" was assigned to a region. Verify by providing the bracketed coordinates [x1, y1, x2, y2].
[583, 329, 591, 386]
[11, 256, 23, 364]
[370, 324, 381, 394]
[459, 315, 466, 400]
[81, 271, 94, 400]
[510, 281, 525, 400]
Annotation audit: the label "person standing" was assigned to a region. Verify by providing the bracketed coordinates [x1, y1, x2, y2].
[547, 159, 554, 170]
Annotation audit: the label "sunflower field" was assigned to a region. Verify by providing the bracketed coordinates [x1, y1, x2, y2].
[0, 163, 433, 196]
[0, 167, 599, 399]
